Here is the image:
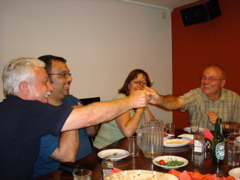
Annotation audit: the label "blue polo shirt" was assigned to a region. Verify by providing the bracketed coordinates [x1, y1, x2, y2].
[33, 95, 93, 179]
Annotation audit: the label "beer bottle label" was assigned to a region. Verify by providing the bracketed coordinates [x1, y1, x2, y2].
[215, 142, 225, 160]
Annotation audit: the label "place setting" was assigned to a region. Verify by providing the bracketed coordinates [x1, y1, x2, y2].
[183, 122, 205, 134]
[98, 149, 130, 161]
[164, 122, 191, 148]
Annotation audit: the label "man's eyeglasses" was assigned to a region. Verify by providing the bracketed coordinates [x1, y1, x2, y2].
[48, 72, 72, 78]
[200, 76, 223, 82]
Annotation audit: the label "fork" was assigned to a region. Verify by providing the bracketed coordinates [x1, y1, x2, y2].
[103, 152, 118, 159]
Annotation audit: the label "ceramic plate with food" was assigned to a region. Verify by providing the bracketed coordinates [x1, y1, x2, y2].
[153, 155, 188, 170]
[164, 138, 190, 147]
[105, 169, 178, 180]
[178, 134, 194, 141]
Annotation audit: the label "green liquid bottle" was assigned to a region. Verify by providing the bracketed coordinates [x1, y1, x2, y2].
[212, 118, 225, 165]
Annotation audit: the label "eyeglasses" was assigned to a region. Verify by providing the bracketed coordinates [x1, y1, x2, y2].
[48, 72, 72, 78]
[133, 80, 147, 85]
[200, 76, 223, 82]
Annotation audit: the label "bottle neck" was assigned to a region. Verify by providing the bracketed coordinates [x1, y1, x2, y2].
[214, 118, 223, 136]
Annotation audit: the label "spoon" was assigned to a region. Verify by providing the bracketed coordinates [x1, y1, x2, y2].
[103, 152, 118, 159]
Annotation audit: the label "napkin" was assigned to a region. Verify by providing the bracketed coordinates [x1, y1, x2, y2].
[110, 167, 123, 174]
[188, 129, 213, 144]
[189, 140, 194, 145]
[203, 129, 214, 141]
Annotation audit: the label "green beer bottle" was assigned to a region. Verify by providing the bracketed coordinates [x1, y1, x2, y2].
[212, 118, 225, 164]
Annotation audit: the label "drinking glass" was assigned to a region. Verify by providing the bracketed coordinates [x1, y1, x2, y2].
[227, 141, 240, 166]
[165, 123, 175, 134]
[191, 122, 199, 134]
[128, 134, 139, 157]
[228, 127, 240, 141]
[72, 168, 92, 180]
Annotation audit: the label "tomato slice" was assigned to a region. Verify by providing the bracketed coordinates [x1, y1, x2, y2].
[159, 160, 166, 165]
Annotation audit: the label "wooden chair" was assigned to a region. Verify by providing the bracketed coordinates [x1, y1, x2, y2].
[79, 97, 100, 105]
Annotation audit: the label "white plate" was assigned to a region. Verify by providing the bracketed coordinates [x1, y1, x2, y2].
[164, 133, 175, 140]
[153, 155, 188, 170]
[105, 169, 178, 180]
[183, 127, 205, 133]
[178, 134, 194, 141]
[164, 138, 190, 147]
[164, 146, 189, 153]
[98, 149, 129, 161]
[229, 167, 240, 180]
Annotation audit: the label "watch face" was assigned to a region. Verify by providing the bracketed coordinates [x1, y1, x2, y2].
[225, 124, 229, 129]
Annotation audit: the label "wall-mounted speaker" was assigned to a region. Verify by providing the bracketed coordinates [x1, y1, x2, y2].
[180, 0, 221, 26]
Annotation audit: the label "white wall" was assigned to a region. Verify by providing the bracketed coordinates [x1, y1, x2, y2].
[0, 0, 173, 122]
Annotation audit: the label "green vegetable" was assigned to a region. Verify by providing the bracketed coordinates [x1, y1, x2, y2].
[156, 159, 184, 166]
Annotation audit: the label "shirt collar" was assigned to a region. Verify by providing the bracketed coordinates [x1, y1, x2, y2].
[201, 88, 226, 102]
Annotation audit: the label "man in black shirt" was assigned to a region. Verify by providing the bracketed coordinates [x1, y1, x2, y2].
[0, 57, 150, 179]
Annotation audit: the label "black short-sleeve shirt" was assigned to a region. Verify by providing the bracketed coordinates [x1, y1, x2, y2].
[0, 96, 73, 179]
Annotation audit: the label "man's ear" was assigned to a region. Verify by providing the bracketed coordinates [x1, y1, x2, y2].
[221, 79, 226, 87]
[19, 81, 30, 95]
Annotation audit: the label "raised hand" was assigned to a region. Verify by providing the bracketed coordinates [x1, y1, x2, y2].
[144, 87, 161, 105]
[128, 90, 149, 108]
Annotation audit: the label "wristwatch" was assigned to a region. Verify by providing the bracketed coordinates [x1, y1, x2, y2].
[224, 123, 230, 130]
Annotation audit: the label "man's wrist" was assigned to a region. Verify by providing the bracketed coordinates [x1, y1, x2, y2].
[157, 94, 163, 105]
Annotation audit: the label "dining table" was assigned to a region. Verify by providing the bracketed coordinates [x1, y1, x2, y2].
[37, 128, 235, 180]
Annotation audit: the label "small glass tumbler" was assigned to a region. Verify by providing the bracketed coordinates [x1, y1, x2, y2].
[72, 168, 92, 180]
[165, 123, 175, 134]
[128, 133, 139, 157]
[193, 133, 205, 155]
[191, 122, 199, 134]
